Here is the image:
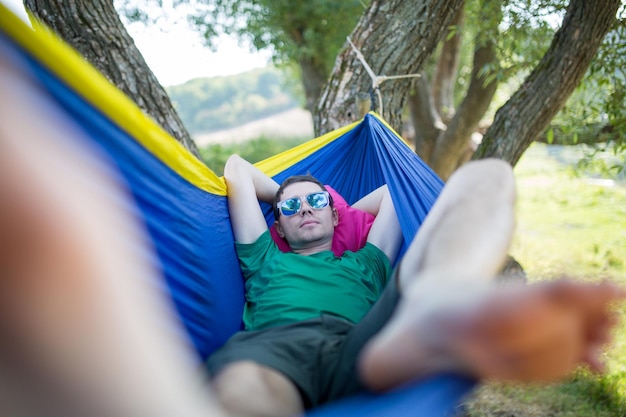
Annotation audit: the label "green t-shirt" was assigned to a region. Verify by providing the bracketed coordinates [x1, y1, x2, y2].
[236, 230, 392, 331]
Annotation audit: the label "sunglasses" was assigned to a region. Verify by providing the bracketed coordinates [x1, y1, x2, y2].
[277, 191, 331, 217]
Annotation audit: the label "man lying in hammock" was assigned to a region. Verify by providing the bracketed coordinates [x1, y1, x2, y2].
[206, 153, 625, 417]
[1, 49, 624, 417]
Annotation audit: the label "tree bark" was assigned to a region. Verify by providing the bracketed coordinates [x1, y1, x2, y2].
[430, 40, 500, 179]
[298, 55, 327, 114]
[407, 74, 444, 163]
[24, 0, 201, 158]
[474, 0, 621, 166]
[314, 0, 465, 136]
[432, 3, 464, 121]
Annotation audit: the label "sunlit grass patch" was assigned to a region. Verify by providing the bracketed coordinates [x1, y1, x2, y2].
[511, 144, 626, 281]
[466, 143, 626, 417]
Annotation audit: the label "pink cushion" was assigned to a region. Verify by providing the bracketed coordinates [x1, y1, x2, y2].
[270, 186, 375, 256]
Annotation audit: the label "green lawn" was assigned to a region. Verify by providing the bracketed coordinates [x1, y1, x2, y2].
[465, 143, 626, 416]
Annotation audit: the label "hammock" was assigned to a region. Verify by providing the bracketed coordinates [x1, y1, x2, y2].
[0, 5, 475, 416]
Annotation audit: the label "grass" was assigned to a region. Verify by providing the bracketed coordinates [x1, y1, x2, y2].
[464, 143, 626, 417]
[512, 145, 626, 280]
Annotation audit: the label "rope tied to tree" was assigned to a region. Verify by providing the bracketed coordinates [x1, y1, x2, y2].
[346, 37, 421, 116]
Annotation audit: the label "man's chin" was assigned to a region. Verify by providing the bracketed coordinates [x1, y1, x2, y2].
[289, 232, 332, 248]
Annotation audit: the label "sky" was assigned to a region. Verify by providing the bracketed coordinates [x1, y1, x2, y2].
[3, 0, 271, 86]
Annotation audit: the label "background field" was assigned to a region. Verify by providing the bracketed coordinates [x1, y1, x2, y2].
[465, 143, 626, 417]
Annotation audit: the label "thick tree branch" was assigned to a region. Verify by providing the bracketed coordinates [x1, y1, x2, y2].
[431, 40, 500, 179]
[408, 74, 445, 163]
[474, 0, 621, 166]
[298, 55, 327, 114]
[432, 3, 465, 121]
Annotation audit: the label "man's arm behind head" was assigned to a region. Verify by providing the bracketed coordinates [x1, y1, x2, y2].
[224, 155, 278, 244]
[365, 186, 402, 264]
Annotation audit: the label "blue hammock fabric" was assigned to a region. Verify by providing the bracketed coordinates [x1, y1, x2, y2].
[0, 5, 475, 416]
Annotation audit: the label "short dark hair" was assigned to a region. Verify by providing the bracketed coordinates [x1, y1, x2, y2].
[273, 175, 334, 219]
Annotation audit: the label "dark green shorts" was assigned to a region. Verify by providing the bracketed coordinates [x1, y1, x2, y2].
[206, 274, 400, 409]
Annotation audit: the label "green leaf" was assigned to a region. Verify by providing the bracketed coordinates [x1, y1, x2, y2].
[446, 25, 459, 41]
[547, 128, 554, 144]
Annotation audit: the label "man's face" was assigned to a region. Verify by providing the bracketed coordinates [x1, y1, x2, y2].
[275, 181, 338, 251]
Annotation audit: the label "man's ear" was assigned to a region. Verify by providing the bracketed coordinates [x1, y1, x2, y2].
[274, 221, 285, 238]
[332, 208, 339, 227]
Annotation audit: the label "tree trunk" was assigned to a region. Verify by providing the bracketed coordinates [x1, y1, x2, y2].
[314, 0, 465, 136]
[298, 55, 327, 114]
[430, 39, 500, 179]
[474, 0, 621, 166]
[432, 3, 464, 121]
[24, 0, 201, 159]
[407, 74, 444, 163]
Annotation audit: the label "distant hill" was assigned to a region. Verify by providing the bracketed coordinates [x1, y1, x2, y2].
[194, 108, 314, 146]
[166, 67, 304, 135]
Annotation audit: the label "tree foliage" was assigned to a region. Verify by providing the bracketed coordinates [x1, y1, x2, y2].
[118, 0, 366, 113]
[183, 0, 362, 69]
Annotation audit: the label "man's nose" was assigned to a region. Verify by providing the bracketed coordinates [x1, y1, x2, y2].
[300, 202, 314, 214]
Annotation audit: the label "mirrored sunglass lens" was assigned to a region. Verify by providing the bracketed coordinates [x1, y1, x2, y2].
[280, 198, 301, 216]
[307, 192, 328, 209]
